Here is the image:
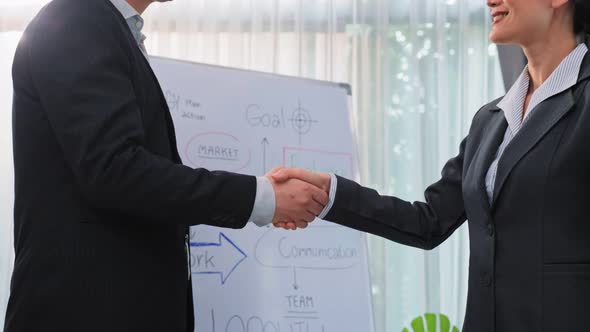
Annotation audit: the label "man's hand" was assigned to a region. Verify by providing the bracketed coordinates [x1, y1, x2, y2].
[265, 167, 329, 230]
[271, 168, 331, 192]
[266, 167, 331, 230]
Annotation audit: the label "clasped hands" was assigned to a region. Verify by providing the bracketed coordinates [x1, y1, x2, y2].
[265, 167, 331, 230]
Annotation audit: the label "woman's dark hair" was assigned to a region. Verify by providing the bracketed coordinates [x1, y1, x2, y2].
[573, 0, 590, 36]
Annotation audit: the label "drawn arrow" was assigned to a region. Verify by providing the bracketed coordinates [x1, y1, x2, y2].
[293, 267, 299, 290]
[190, 232, 247, 285]
[262, 137, 269, 173]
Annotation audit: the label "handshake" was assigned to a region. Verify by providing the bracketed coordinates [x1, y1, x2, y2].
[265, 167, 331, 230]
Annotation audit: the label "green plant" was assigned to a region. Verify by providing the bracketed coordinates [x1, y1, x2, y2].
[401, 313, 460, 332]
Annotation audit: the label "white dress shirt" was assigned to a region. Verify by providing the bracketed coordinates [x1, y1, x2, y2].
[109, 0, 148, 59]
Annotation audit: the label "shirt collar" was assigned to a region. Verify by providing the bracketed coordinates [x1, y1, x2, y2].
[109, 0, 140, 20]
[497, 66, 529, 133]
[497, 43, 588, 133]
[109, 0, 146, 48]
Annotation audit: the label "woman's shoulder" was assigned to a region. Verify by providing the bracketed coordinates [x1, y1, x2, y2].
[471, 96, 504, 124]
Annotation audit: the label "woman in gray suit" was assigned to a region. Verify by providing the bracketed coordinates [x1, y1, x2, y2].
[270, 0, 590, 331]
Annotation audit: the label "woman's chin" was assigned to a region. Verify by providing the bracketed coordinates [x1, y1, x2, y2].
[489, 31, 513, 45]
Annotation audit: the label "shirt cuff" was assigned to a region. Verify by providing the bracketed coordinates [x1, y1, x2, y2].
[318, 173, 337, 220]
[248, 176, 276, 227]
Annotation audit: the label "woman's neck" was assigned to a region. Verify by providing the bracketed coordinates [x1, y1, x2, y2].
[522, 28, 578, 92]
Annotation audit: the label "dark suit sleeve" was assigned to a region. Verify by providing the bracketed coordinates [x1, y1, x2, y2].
[324, 138, 468, 250]
[22, 15, 256, 227]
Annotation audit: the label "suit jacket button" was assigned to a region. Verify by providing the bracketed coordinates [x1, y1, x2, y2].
[487, 224, 495, 237]
[480, 274, 492, 287]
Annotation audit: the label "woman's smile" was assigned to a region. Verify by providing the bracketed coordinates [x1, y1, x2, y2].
[492, 10, 509, 25]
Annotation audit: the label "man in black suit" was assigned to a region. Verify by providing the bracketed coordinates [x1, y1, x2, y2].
[4, 0, 328, 331]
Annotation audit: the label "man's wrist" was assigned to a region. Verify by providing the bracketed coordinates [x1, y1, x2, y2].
[248, 176, 276, 226]
[318, 173, 337, 219]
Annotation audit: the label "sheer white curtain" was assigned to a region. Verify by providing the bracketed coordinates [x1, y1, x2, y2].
[0, 31, 18, 331]
[0, 0, 504, 330]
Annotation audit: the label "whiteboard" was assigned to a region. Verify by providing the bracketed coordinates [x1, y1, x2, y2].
[151, 57, 375, 332]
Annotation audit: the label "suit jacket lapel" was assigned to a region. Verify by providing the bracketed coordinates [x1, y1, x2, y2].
[103, 0, 182, 163]
[464, 109, 507, 216]
[140, 62, 183, 163]
[578, 48, 590, 83]
[490, 48, 590, 206]
[491, 90, 575, 206]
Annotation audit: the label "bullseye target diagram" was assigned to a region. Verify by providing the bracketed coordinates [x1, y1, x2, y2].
[289, 100, 318, 145]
